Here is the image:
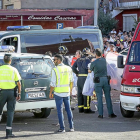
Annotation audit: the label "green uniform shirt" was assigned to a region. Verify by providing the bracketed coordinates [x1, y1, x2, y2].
[90, 57, 107, 77]
[0, 65, 21, 89]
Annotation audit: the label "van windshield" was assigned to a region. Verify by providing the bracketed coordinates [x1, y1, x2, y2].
[12, 58, 54, 79]
[128, 42, 140, 65]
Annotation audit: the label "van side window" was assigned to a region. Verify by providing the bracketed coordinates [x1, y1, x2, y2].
[60, 33, 99, 54]
[24, 34, 60, 54]
[2, 37, 18, 52]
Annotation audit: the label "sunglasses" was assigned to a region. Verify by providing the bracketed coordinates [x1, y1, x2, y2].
[53, 59, 58, 61]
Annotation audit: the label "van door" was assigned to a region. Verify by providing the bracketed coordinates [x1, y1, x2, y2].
[0, 35, 21, 53]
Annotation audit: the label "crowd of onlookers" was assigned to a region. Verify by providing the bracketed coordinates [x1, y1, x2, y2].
[99, 0, 120, 14]
[103, 28, 135, 56]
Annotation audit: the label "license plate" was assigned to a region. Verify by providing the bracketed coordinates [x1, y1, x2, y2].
[27, 92, 45, 98]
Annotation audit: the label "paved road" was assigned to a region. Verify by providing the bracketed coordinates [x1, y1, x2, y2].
[0, 90, 140, 140]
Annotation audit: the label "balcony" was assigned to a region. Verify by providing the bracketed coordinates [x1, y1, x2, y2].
[118, 0, 140, 9]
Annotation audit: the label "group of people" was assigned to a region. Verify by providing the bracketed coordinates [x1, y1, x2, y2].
[100, 0, 120, 14]
[0, 45, 117, 138]
[49, 45, 117, 133]
[103, 28, 134, 56]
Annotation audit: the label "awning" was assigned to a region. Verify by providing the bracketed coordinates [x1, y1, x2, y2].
[0, 10, 84, 21]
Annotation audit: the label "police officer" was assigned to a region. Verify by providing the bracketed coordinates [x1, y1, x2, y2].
[89, 48, 117, 118]
[72, 48, 95, 113]
[58, 46, 71, 66]
[0, 54, 21, 139]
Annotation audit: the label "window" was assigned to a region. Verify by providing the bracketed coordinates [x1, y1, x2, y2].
[123, 14, 137, 32]
[128, 42, 140, 65]
[6, 4, 14, 9]
[60, 33, 99, 54]
[24, 34, 61, 54]
[0, 0, 2, 9]
[1, 37, 18, 52]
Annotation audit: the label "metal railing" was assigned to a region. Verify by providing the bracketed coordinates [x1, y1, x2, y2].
[119, 0, 140, 8]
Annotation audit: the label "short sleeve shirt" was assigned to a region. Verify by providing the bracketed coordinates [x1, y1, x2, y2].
[90, 57, 107, 77]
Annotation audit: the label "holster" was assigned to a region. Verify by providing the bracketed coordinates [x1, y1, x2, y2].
[94, 77, 100, 83]
[14, 86, 18, 97]
[107, 75, 111, 85]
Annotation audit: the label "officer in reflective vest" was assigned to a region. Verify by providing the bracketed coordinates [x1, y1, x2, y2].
[49, 54, 74, 132]
[72, 48, 95, 114]
[0, 54, 21, 139]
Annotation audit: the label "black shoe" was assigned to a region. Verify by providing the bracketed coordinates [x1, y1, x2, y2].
[109, 114, 117, 118]
[5, 134, 15, 139]
[84, 109, 95, 114]
[79, 108, 84, 113]
[71, 107, 75, 110]
[98, 115, 103, 118]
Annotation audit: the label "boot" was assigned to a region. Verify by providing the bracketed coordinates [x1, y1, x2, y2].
[5, 129, 15, 139]
[84, 109, 95, 114]
[79, 108, 84, 113]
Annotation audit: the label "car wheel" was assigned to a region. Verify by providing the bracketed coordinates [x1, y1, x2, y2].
[120, 103, 134, 118]
[33, 108, 51, 118]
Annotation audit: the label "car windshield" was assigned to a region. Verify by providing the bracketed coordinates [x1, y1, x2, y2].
[128, 42, 140, 65]
[12, 58, 54, 79]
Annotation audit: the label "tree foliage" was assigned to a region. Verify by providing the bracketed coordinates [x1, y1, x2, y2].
[98, 9, 118, 35]
[132, 16, 140, 29]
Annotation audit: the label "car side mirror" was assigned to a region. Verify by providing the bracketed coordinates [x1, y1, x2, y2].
[117, 56, 125, 68]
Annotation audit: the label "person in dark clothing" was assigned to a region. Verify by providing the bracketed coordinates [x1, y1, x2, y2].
[89, 48, 117, 118]
[117, 41, 125, 53]
[58, 46, 71, 66]
[72, 48, 95, 114]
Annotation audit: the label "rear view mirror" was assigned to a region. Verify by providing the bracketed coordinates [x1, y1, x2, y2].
[117, 56, 125, 68]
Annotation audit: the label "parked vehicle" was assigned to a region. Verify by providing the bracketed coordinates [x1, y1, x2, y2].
[0, 25, 103, 55]
[0, 46, 55, 118]
[118, 23, 140, 118]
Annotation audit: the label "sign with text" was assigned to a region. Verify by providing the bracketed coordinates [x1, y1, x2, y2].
[0, 15, 81, 21]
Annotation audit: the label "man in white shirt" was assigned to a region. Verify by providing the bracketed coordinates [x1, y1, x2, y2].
[49, 54, 74, 133]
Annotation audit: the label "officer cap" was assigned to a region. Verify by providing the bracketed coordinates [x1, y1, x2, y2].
[58, 45, 68, 54]
[82, 47, 90, 55]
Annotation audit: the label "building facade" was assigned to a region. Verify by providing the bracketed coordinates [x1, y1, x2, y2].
[114, 0, 140, 31]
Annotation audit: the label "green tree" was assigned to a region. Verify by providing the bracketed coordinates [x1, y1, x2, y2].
[132, 16, 140, 29]
[97, 9, 118, 35]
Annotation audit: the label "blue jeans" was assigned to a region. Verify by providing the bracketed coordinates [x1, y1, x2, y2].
[54, 94, 74, 130]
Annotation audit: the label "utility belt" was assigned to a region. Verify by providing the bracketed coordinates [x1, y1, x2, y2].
[78, 74, 88, 77]
[0, 87, 18, 97]
[94, 76, 111, 84]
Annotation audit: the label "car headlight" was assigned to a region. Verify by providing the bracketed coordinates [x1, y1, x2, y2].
[121, 85, 136, 93]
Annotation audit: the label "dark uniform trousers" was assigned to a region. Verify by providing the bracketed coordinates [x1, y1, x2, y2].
[94, 77, 113, 116]
[0, 90, 16, 134]
[77, 76, 91, 112]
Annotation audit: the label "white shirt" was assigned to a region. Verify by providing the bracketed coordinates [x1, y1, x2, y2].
[50, 63, 74, 97]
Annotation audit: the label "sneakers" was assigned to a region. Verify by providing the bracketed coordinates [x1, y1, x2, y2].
[109, 113, 117, 118]
[70, 128, 74, 132]
[57, 129, 65, 133]
[98, 115, 103, 119]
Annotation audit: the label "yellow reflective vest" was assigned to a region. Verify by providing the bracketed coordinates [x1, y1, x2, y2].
[0, 65, 21, 89]
[53, 65, 72, 93]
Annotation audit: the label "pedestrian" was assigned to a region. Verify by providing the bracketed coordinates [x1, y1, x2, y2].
[109, 0, 113, 11]
[0, 54, 21, 139]
[58, 46, 71, 66]
[72, 48, 95, 114]
[49, 54, 74, 133]
[99, 0, 104, 9]
[71, 50, 82, 66]
[89, 48, 117, 118]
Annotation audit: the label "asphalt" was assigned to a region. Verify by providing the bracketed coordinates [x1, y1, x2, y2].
[0, 90, 140, 140]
